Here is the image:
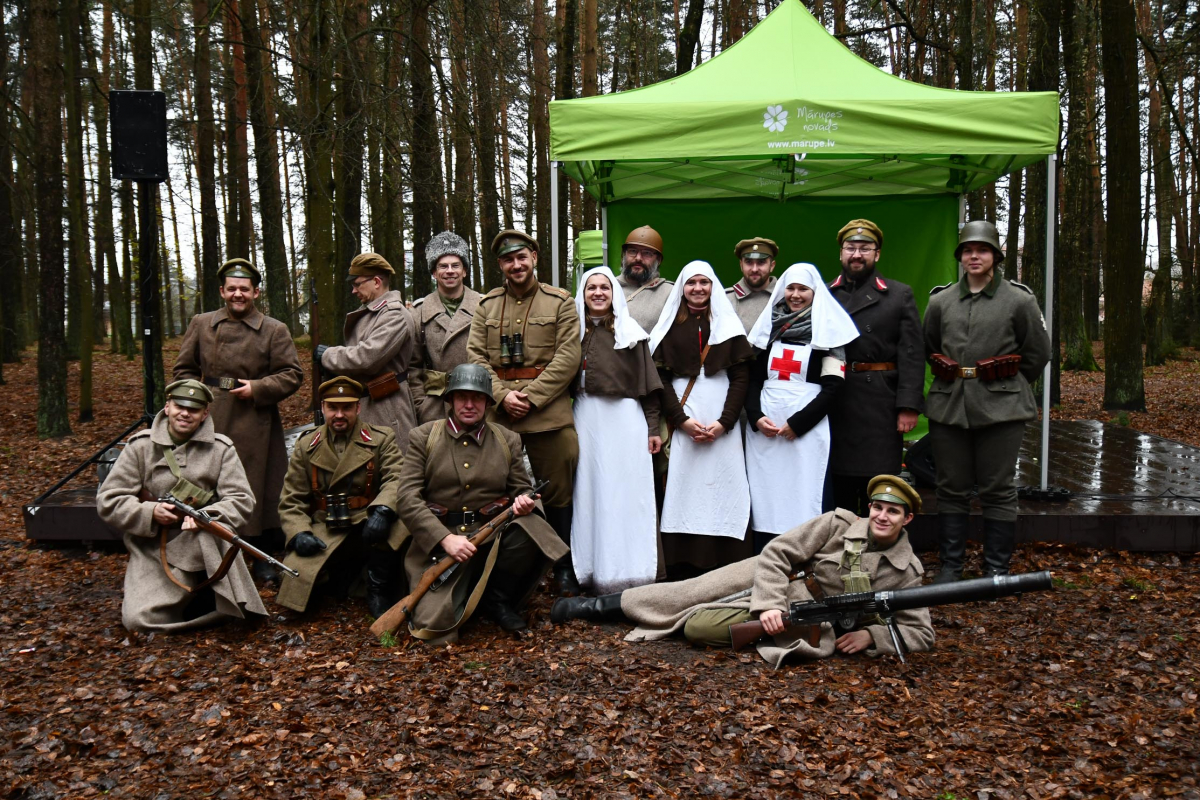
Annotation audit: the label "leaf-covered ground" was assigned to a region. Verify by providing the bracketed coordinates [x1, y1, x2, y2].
[0, 344, 1197, 799]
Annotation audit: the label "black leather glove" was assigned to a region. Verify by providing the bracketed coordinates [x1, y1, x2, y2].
[291, 531, 327, 557]
[361, 506, 396, 544]
[314, 344, 330, 365]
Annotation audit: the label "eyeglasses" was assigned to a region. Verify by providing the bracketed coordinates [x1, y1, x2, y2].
[351, 277, 375, 289]
[841, 244, 877, 255]
[623, 246, 659, 261]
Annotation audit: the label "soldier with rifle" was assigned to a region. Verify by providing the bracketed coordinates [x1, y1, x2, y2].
[97, 379, 268, 632]
[275, 377, 407, 617]
[391, 364, 567, 642]
[551, 475, 935, 668]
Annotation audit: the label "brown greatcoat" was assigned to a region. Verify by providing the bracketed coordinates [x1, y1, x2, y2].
[408, 287, 483, 423]
[96, 412, 267, 632]
[467, 280, 581, 433]
[576, 323, 662, 432]
[321, 289, 420, 451]
[397, 420, 568, 640]
[275, 421, 407, 612]
[174, 306, 303, 537]
[622, 510, 934, 668]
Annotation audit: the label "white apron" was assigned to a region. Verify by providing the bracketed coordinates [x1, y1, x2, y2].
[571, 393, 658, 593]
[745, 341, 830, 533]
[660, 370, 751, 538]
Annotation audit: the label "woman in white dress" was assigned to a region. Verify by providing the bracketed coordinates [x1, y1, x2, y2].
[570, 267, 664, 593]
[647, 260, 755, 577]
[744, 262, 859, 551]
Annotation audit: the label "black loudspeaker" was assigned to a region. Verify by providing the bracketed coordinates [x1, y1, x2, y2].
[904, 434, 938, 489]
[110, 90, 167, 182]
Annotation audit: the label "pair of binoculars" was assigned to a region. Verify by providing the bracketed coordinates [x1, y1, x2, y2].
[499, 334, 525, 367]
[325, 493, 353, 529]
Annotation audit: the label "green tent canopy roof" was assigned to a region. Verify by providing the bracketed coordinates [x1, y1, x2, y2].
[549, 0, 1059, 200]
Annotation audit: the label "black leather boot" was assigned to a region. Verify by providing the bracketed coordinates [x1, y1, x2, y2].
[550, 593, 625, 624]
[932, 513, 969, 584]
[482, 571, 528, 633]
[366, 550, 402, 619]
[546, 506, 581, 597]
[982, 518, 1017, 576]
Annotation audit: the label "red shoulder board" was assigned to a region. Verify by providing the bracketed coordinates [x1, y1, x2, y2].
[307, 430, 322, 450]
[830, 274, 843, 288]
[360, 426, 373, 443]
[874, 276, 887, 291]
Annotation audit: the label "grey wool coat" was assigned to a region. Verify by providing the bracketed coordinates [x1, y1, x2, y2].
[622, 510, 934, 668]
[174, 306, 304, 536]
[96, 412, 267, 632]
[408, 288, 482, 424]
[321, 289, 420, 451]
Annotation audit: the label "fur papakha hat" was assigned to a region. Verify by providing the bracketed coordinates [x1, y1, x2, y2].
[425, 231, 471, 273]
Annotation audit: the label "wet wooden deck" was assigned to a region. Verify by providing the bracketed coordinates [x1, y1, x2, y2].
[907, 420, 1200, 552]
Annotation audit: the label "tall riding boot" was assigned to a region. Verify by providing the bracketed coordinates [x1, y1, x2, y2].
[982, 518, 1017, 576]
[551, 593, 626, 624]
[366, 550, 403, 619]
[932, 513, 969, 584]
[546, 506, 581, 597]
[482, 570, 529, 632]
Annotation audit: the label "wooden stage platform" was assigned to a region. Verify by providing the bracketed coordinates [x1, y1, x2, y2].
[906, 420, 1200, 552]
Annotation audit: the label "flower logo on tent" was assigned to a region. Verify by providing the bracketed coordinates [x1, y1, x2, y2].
[763, 105, 788, 133]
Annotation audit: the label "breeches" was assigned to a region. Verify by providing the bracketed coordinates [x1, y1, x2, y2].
[928, 419, 1025, 521]
[682, 607, 754, 648]
[520, 427, 579, 508]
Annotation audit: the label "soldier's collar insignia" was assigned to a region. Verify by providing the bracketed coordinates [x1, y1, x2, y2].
[308, 430, 323, 450]
[830, 274, 844, 288]
[370, 298, 388, 311]
[874, 276, 887, 292]
[360, 427, 373, 443]
[733, 282, 748, 298]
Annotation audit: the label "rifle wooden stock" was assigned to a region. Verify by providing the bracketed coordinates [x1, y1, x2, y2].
[369, 480, 549, 638]
[160, 496, 299, 578]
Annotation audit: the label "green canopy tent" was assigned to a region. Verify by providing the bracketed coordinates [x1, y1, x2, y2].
[547, 0, 1060, 488]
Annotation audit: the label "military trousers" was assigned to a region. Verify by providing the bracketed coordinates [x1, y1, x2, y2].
[928, 419, 1025, 521]
[520, 427, 579, 509]
[681, 607, 754, 648]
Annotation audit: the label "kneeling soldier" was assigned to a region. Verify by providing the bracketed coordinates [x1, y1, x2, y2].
[276, 377, 407, 616]
[396, 364, 568, 641]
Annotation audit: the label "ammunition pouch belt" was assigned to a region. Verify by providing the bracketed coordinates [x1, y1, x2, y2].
[849, 361, 896, 373]
[426, 496, 509, 533]
[366, 371, 406, 401]
[929, 353, 1021, 382]
[496, 365, 545, 381]
[202, 375, 241, 391]
[156, 445, 215, 508]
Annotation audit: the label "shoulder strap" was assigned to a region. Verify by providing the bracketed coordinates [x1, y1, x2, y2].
[485, 422, 512, 463]
[425, 420, 447, 463]
[161, 445, 184, 479]
[677, 344, 711, 410]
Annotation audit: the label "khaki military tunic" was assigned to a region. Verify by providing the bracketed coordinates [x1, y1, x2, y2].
[276, 421, 406, 611]
[321, 289, 420, 451]
[725, 276, 777, 333]
[174, 306, 303, 537]
[408, 288, 482, 424]
[617, 273, 675, 332]
[96, 413, 267, 632]
[397, 419, 568, 640]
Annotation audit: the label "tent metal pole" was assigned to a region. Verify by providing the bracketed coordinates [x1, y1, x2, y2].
[551, 161, 561, 288]
[601, 204, 608, 266]
[1041, 153, 1057, 492]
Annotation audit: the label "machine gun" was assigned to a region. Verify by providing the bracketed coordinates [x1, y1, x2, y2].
[729, 571, 1053, 662]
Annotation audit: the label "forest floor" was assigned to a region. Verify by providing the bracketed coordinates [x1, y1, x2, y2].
[0, 341, 1197, 799]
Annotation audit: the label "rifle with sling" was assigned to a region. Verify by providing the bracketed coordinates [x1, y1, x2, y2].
[729, 571, 1053, 662]
[369, 480, 548, 638]
[157, 494, 299, 583]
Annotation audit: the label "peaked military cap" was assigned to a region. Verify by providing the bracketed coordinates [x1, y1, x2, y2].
[217, 258, 261, 286]
[491, 229, 539, 257]
[735, 237, 778, 260]
[318, 376, 365, 403]
[867, 474, 921, 515]
[837, 219, 884, 248]
[165, 379, 214, 410]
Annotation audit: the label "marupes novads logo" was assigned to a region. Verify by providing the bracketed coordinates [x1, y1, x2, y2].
[763, 105, 788, 133]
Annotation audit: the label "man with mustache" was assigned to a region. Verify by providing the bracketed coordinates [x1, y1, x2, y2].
[615, 225, 674, 331]
[725, 237, 780, 332]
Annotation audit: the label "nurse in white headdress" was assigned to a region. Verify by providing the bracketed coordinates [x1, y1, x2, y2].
[648, 261, 756, 573]
[744, 262, 859, 548]
[570, 267, 664, 594]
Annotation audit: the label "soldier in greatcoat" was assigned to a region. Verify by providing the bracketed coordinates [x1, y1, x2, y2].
[97, 380, 267, 632]
[397, 364, 568, 641]
[174, 258, 303, 549]
[409, 231, 483, 424]
[276, 377, 407, 616]
[725, 237, 779, 332]
[551, 475, 933, 668]
[826, 219, 925, 515]
[924, 221, 1051, 580]
[466, 229, 583, 595]
[615, 225, 674, 331]
[318, 253, 420, 451]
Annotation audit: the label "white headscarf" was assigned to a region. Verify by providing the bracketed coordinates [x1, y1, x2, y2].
[747, 262, 859, 350]
[575, 266, 649, 350]
[647, 260, 746, 355]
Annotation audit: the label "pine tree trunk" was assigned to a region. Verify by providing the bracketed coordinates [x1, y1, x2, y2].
[449, 0, 475, 261]
[531, 0, 551, 277]
[302, 0, 340, 343]
[63, 0, 94, 419]
[676, 0, 705, 75]
[409, 0, 445, 297]
[193, 0, 221, 312]
[0, 6, 22, 371]
[1139, 0, 1175, 366]
[555, 0, 577, 286]
[471, 3, 502, 290]
[134, 0, 164, 410]
[335, 0, 367, 308]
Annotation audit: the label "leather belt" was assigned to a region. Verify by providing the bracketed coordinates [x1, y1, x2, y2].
[850, 362, 896, 373]
[441, 509, 501, 533]
[202, 375, 240, 390]
[310, 494, 373, 512]
[496, 366, 544, 381]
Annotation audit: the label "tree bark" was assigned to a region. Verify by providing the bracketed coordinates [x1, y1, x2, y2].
[63, 0, 93, 419]
[224, 3, 253, 259]
[134, 0, 164, 411]
[1139, 0, 1175, 366]
[555, 0, 577, 286]
[471, 2, 502, 289]
[193, 0, 222, 312]
[531, 0, 551, 278]
[302, 0, 340, 343]
[409, 0, 445, 298]
[335, 0, 368, 307]
[0, 5, 22, 372]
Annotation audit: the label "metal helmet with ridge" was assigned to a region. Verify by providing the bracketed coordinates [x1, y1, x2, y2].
[955, 220, 1004, 263]
[443, 363, 495, 404]
[623, 225, 663, 257]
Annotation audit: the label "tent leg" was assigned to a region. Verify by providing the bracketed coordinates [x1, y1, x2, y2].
[1041, 153, 1057, 492]
[601, 204, 608, 267]
[550, 161, 561, 288]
